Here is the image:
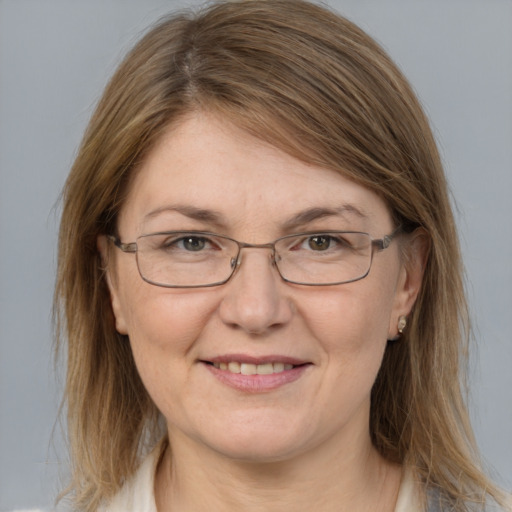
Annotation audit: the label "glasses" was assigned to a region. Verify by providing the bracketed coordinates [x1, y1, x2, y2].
[108, 228, 400, 288]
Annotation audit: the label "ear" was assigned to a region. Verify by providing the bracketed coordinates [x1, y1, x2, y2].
[388, 228, 430, 339]
[97, 235, 129, 335]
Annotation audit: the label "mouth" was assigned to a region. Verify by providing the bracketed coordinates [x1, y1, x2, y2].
[201, 356, 311, 392]
[210, 361, 295, 375]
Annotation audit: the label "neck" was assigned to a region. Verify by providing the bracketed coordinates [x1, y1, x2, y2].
[155, 428, 402, 512]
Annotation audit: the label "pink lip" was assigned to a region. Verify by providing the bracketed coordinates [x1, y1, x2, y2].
[200, 354, 312, 393]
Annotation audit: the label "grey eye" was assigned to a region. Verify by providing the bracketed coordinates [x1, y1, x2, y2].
[181, 236, 207, 251]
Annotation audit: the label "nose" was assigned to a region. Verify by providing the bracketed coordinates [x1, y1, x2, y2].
[218, 248, 294, 335]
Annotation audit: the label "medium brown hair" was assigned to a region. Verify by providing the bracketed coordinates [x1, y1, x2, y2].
[55, 1, 504, 509]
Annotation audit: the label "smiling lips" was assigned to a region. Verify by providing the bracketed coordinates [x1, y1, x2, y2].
[204, 356, 310, 392]
[213, 361, 294, 375]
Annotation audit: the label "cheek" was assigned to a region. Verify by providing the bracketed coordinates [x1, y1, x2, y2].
[117, 285, 220, 399]
[121, 286, 218, 350]
[297, 275, 397, 389]
[301, 281, 394, 346]
[300, 282, 395, 416]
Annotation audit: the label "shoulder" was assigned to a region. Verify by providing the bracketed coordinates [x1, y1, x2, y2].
[397, 468, 512, 512]
[394, 469, 425, 512]
[98, 439, 166, 512]
[426, 486, 512, 512]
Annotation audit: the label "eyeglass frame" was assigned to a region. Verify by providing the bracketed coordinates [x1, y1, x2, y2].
[108, 226, 401, 289]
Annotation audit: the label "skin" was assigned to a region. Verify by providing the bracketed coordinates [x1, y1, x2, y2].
[99, 112, 427, 511]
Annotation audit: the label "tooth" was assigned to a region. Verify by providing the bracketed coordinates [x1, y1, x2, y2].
[228, 361, 241, 373]
[222, 361, 296, 374]
[213, 362, 220, 369]
[273, 362, 285, 373]
[256, 363, 274, 375]
[241, 363, 257, 375]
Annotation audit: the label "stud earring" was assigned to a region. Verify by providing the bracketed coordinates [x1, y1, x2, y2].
[397, 315, 407, 334]
[388, 315, 407, 342]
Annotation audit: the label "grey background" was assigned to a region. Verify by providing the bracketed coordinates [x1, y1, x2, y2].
[1, 0, 511, 509]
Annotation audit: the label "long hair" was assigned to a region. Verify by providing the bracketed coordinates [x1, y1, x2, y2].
[55, 1, 504, 509]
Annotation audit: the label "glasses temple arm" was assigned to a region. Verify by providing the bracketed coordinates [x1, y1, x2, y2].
[373, 225, 402, 251]
[108, 235, 137, 253]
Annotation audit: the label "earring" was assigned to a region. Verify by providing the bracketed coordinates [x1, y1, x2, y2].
[388, 315, 407, 342]
[397, 315, 407, 334]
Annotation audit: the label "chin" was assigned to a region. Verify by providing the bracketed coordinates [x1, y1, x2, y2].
[210, 435, 306, 464]
[188, 411, 320, 463]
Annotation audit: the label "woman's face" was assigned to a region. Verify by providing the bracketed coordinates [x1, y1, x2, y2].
[104, 112, 419, 462]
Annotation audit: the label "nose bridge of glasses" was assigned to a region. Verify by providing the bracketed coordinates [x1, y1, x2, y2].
[231, 241, 277, 269]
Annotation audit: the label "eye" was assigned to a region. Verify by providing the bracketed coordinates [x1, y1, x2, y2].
[156, 234, 218, 252]
[289, 233, 354, 254]
[179, 236, 207, 252]
[307, 235, 332, 251]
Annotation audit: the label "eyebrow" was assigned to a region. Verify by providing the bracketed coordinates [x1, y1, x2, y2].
[143, 203, 369, 231]
[144, 205, 228, 230]
[281, 205, 369, 231]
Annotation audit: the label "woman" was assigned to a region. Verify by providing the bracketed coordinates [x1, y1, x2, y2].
[55, 0, 510, 510]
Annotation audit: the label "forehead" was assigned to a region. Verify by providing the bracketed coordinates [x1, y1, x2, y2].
[118, 113, 391, 237]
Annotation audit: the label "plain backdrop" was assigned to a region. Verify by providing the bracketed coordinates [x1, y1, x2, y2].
[1, 0, 511, 509]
